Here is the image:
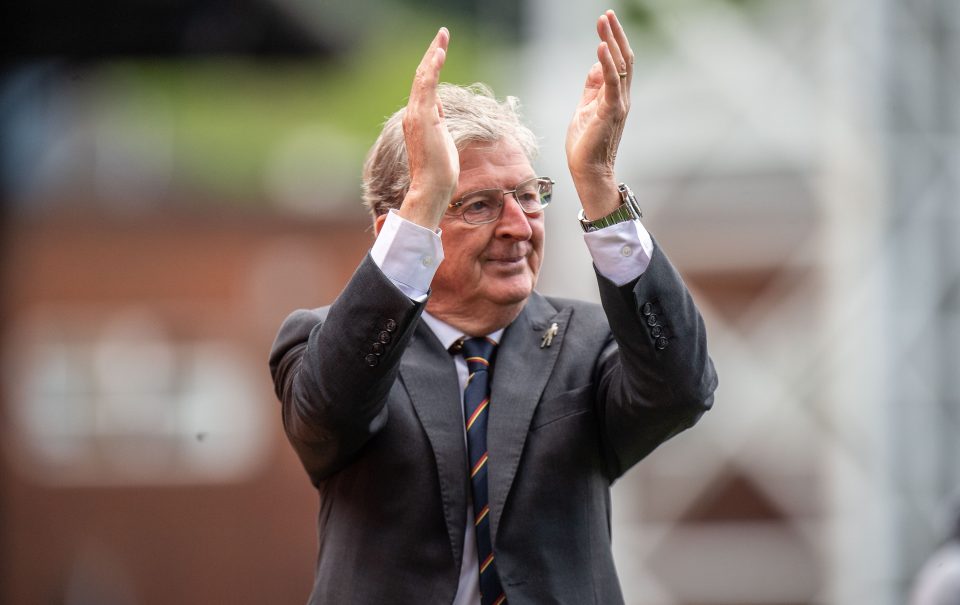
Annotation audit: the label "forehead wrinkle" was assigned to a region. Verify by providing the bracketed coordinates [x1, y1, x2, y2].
[455, 138, 534, 192]
[456, 166, 538, 198]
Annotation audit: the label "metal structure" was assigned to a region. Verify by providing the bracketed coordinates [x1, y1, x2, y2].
[528, 0, 960, 603]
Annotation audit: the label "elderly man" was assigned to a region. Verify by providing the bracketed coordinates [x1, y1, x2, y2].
[269, 10, 717, 605]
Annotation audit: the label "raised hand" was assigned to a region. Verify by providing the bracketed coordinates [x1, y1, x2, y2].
[565, 10, 634, 218]
[397, 27, 461, 231]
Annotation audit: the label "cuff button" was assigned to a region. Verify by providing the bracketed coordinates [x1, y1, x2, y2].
[364, 353, 379, 367]
[655, 337, 669, 350]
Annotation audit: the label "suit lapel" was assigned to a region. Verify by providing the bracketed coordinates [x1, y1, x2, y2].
[487, 293, 571, 542]
[399, 322, 468, 568]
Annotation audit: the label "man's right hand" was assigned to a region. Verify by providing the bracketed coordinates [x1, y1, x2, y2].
[397, 27, 460, 232]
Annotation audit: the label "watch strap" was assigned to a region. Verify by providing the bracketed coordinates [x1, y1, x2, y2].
[578, 183, 642, 232]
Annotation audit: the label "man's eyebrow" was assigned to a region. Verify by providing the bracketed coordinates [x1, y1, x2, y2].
[460, 176, 540, 194]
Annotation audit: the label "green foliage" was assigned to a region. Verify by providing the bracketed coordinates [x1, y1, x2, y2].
[91, 11, 510, 202]
[622, 0, 766, 32]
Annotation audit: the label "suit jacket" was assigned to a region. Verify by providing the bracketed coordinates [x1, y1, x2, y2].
[269, 242, 717, 604]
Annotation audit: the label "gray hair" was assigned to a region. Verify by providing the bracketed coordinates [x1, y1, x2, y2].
[361, 82, 540, 220]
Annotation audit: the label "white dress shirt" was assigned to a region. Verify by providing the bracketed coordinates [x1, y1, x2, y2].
[368, 208, 654, 605]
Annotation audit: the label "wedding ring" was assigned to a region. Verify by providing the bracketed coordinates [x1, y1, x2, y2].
[618, 72, 628, 78]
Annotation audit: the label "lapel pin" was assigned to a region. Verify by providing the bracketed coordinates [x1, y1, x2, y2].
[540, 322, 559, 348]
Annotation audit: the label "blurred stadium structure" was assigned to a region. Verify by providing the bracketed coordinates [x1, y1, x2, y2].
[1, 0, 958, 604]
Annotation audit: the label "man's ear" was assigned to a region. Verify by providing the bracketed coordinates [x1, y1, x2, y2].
[374, 212, 388, 236]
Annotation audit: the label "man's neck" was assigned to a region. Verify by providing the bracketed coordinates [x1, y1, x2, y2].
[424, 299, 527, 337]
[420, 312, 506, 349]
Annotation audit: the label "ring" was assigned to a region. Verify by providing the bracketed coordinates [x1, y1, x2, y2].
[618, 72, 628, 78]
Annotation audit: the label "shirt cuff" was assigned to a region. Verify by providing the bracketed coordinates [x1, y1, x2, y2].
[583, 220, 654, 286]
[370, 210, 444, 301]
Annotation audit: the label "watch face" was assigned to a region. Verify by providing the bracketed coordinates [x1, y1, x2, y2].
[620, 185, 642, 219]
[577, 208, 596, 232]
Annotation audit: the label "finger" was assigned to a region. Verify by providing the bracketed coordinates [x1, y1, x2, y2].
[410, 28, 450, 109]
[583, 61, 603, 90]
[575, 61, 603, 110]
[419, 28, 449, 84]
[597, 14, 626, 79]
[597, 42, 623, 103]
[605, 10, 635, 78]
[423, 27, 449, 69]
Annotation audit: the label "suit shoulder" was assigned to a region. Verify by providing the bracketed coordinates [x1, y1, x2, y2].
[541, 295, 609, 330]
[542, 295, 604, 316]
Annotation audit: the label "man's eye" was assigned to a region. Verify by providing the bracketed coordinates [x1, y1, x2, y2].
[516, 189, 540, 204]
[462, 198, 497, 214]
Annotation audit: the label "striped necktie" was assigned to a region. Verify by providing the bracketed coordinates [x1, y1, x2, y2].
[461, 337, 507, 605]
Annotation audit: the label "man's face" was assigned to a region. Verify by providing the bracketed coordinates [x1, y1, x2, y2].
[427, 138, 545, 325]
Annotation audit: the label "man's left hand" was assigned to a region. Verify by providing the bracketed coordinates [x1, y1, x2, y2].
[565, 10, 634, 219]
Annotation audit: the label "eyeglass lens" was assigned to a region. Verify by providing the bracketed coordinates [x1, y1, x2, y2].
[457, 177, 552, 224]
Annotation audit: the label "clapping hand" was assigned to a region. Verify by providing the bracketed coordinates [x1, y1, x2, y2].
[565, 10, 634, 219]
[397, 28, 460, 231]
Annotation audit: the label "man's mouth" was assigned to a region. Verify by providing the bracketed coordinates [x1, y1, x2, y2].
[486, 252, 530, 268]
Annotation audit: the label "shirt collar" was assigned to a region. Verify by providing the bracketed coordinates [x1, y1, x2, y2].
[421, 310, 504, 350]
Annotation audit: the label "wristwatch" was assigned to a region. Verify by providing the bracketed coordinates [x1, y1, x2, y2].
[578, 183, 643, 232]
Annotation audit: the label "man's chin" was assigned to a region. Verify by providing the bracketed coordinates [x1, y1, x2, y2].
[485, 276, 536, 306]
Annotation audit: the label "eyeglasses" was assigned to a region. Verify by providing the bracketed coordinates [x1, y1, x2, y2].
[447, 176, 554, 225]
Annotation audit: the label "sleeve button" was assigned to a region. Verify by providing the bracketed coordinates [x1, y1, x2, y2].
[364, 353, 379, 367]
[378, 331, 392, 344]
[371, 342, 384, 355]
[620, 245, 632, 257]
[384, 319, 397, 332]
[641, 302, 653, 316]
[651, 325, 663, 338]
[646, 314, 658, 327]
[655, 337, 669, 350]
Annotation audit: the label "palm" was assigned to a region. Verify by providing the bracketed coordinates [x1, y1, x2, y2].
[566, 66, 621, 179]
[396, 27, 460, 230]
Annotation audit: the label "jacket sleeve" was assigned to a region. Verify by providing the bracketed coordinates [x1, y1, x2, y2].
[594, 238, 718, 479]
[268, 254, 426, 484]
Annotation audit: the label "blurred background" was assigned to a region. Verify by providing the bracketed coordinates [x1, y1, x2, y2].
[1, 0, 958, 603]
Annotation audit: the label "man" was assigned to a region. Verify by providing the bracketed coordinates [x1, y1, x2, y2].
[910, 501, 960, 605]
[269, 10, 717, 604]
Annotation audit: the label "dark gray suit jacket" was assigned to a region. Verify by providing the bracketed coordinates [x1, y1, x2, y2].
[269, 243, 717, 604]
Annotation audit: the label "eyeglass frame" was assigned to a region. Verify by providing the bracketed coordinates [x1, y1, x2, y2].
[446, 176, 555, 225]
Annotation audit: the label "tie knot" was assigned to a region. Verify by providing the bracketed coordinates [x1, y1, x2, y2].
[461, 337, 496, 369]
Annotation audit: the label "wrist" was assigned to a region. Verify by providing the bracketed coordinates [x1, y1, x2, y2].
[398, 187, 450, 231]
[568, 165, 615, 188]
[571, 177, 620, 220]
[578, 183, 642, 232]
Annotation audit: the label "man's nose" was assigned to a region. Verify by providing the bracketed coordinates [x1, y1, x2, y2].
[495, 192, 534, 239]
